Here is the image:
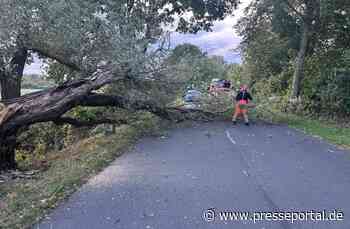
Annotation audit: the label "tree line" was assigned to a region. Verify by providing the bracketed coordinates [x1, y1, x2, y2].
[236, 0, 350, 115]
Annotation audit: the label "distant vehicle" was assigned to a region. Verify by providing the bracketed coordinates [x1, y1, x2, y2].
[184, 89, 202, 103]
[208, 79, 231, 96]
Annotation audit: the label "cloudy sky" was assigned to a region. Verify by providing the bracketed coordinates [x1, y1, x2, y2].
[24, 0, 251, 75]
[169, 0, 251, 63]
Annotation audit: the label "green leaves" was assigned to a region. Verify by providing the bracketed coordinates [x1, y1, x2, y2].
[237, 0, 350, 115]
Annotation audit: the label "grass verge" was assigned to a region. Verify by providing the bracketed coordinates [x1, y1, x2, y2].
[0, 113, 165, 229]
[254, 107, 350, 149]
[210, 101, 350, 149]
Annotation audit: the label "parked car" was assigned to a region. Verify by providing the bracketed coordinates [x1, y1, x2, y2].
[184, 89, 202, 103]
[208, 79, 231, 96]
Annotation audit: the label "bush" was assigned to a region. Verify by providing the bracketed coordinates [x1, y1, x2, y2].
[301, 55, 350, 117]
[252, 51, 350, 119]
[16, 123, 72, 170]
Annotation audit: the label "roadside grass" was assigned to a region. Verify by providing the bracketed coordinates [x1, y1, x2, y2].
[0, 113, 165, 229]
[275, 113, 350, 149]
[253, 105, 350, 149]
[221, 101, 350, 149]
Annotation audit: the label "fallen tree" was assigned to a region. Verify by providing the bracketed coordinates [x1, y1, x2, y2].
[0, 0, 240, 170]
[0, 64, 220, 170]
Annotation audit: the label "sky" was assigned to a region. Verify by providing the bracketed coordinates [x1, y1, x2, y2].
[169, 0, 251, 63]
[170, 17, 242, 63]
[24, 0, 251, 75]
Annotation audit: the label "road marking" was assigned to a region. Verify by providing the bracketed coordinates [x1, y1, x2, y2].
[225, 131, 236, 145]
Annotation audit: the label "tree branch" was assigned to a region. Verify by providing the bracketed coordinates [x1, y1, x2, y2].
[0, 66, 219, 137]
[29, 47, 81, 72]
[53, 117, 127, 127]
[79, 93, 218, 121]
[283, 0, 305, 20]
[0, 66, 121, 135]
[79, 93, 174, 120]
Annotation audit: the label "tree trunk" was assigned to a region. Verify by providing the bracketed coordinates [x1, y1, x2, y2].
[291, 24, 309, 99]
[0, 48, 27, 170]
[0, 75, 22, 99]
[0, 134, 17, 170]
[0, 47, 27, 100]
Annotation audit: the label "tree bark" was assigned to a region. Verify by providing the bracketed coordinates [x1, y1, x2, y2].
[0, 134, 17, 170]
[0, 47, 28, 100]
[0, 66, 116, 170]
[0, 48, 27, 170]
[291, 23, 309, 99]
[0, 75, 22, 99]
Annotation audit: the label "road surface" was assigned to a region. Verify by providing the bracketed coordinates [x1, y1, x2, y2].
[35, 121, 350, 229]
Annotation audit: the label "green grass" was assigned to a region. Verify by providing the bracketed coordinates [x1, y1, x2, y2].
[211, 101, 350, 149]
[0, 113, 165, 229]
[279, 114, 350, 148]
[255, 106, 350, 149]
[222, 98, 350, 149]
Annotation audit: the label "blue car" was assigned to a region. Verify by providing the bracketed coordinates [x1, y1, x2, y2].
[184, 90, 202, 103]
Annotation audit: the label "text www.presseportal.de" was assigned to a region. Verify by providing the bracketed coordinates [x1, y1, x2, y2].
[203, 209, 344, 224]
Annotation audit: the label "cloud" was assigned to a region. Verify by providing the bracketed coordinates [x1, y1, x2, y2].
[170, 0, 251, 63]
[169, 17, 241, 63]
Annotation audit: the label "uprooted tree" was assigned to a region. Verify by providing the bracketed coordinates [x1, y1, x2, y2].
[0, 0, 239, 170]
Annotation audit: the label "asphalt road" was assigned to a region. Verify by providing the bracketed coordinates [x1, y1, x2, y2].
[35, 121, 350, 229]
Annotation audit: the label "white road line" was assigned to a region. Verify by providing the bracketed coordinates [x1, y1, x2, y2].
[225, 131, 236, 145]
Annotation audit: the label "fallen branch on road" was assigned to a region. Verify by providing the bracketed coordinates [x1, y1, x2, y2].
[53, 117, 128, 127]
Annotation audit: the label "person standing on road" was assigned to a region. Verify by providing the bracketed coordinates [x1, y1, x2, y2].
[232, 85, 253, 126]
